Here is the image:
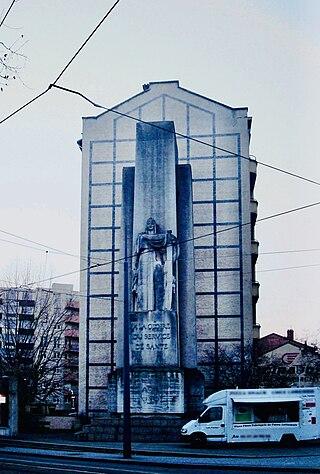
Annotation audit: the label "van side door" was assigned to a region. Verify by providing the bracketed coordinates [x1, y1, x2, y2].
[198, 406, 226, 441]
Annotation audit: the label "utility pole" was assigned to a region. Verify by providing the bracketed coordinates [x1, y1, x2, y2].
[123, 242, 131, 459]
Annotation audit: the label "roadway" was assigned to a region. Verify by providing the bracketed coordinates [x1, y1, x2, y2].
[0, 434, 320, 473]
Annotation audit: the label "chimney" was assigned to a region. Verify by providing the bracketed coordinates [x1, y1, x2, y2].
[287, 329, 294, 341]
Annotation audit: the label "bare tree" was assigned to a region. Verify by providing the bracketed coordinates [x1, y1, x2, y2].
[250, 354, 295, 388]
[0, 0, 27, 91]
[0, 283, 74, 415]
[208, 344, 254, 390]
[203, 344, 311, 391]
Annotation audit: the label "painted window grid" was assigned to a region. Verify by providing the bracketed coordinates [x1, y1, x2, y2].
[85, 92, 246, 409]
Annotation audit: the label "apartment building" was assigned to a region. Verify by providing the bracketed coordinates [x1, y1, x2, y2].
[79, 81, 259, 414]
[0, 283, 79, 412]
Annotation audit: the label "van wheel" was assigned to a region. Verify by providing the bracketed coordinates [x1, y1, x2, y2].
[191, 433, 207, 447]
[280, 434, 297, 445]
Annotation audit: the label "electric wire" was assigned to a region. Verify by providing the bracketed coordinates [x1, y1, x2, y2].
[3, 224, 320, 268]
[0, 237, 52, 253]
[5, 258, 312, 306]
[0, 0, 16, 30]
[51, 0, 120, 85]
[0, 232, 117, 263]
[4, 222, 320, 304]
[260, 248, 320, 256]
[0, 0, 121, 125]
[50, 84, 320, 187]
[257, 263, 320, 274]
[0, 3, 319, 296]
[2, 78, 320, 188]
[10, 258, 320, 307]
[2, 229, 320, 263]
[1, 88, 49, 124]
[0, 227, 90, 263]
[25, 199, 320, 287]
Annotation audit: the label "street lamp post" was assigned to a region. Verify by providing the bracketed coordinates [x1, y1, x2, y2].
[123, 253, 131, 458]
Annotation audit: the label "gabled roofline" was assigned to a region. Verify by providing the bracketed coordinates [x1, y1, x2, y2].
[83, 88, 146, 120]
[83, 80, 249, 120]
[259, 339, 318, 356]
[178, 84, 248, 111]
[258, 332, 286, 342]
[149, 80, 179, 86]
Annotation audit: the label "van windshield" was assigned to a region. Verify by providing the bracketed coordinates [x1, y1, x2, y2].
[234, 401, 299, 423]
[199, 406, 223, 423]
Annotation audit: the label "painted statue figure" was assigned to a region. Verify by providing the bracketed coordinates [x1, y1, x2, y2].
[132, 218, 179, 312]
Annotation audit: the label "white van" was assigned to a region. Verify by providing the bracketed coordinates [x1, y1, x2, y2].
[181, 387, 320, 445]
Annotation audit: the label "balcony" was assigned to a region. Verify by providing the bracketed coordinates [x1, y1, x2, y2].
[252, 281, 260, 302]
[65, 314, 79, 324]
[17, 342, 34, 351]
[64, 329, 79, 338]
[64, 360, 79, 368]
[18, 328, 34, 336]
[251, 240, 259, 263]
[250, 158, 257, 191]
[64, 374, 79, 384]
[251, 199, 258, 224]
[65, 300, 79, 311]
[19, 300, 35, 307]
[65, 343, 79, 353]
[19, 314, 34, 322]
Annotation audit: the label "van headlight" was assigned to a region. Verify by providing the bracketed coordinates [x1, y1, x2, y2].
[181, 428, 187, 434]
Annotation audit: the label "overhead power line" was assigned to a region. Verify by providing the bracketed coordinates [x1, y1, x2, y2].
[51, 0, 120, 85]
[1, 89, 49, 124]
[26, 199, 320, 287]
[10, 258, 320, 306]
[0, 227, 89, 263]
[49, 84, 320, 188]
[260, 248, 320, 256]
[3, 225, 320, 269]
[0, 0, 121, 125]
[1, 66, 320, 187]
[0, 237, 52, 253]
[258, 263, 320, 274]
[0, 231, 118, 263]
[3, 230, 320, 262]
[0, 0, 16, 30]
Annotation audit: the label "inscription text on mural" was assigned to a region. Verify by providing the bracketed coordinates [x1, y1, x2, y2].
[129, 310, 179, 367]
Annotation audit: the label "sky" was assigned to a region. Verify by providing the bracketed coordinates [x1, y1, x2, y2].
[1, 0, 320, 341]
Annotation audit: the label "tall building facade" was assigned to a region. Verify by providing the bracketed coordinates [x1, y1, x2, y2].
[79, 81, 259, 416]
[49, 284, 79, 411]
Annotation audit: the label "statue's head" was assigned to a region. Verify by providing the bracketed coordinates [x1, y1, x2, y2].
[145, 217, 157, 234]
